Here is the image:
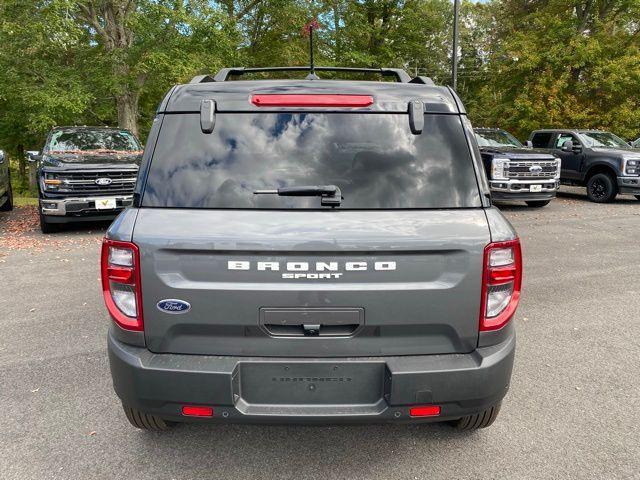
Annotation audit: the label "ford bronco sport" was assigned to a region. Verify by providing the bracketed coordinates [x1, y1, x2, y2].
[28, 126, 143, 233]
[103, 66, 521, 431]
[474, 128, 560, 207]
[529, 129, 640, 203]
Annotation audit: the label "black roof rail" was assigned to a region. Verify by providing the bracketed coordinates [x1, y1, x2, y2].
[189, 74, 215, 84]
[409, 76, 435, 86]
[200, 66, 413, 83]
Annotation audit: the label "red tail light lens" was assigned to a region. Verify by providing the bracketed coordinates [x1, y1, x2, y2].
[480, 239, 522, 331]
[101, 238, 143, 331]
[251, 94, 373, 107]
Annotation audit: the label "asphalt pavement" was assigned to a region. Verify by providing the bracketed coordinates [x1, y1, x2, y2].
[1, 189, 639, 480]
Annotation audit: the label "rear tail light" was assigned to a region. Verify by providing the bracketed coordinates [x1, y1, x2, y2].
[101, 238, 143, 331]
[480, 239, 522, 331]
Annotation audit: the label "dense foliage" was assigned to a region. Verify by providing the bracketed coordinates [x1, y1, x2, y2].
[1, 0, 639, 190]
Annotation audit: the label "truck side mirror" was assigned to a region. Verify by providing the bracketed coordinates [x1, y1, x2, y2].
[27, 150, 41, 162]
[525, 140, 533, 148]
[561, 140, 574, 152]
[0, 150, 5, 163]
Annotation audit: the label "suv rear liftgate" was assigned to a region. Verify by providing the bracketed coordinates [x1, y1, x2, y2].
[103, 67, 520, 430]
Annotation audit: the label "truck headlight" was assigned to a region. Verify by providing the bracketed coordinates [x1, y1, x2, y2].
[625, 159, 639, 175]
[43, 172, 62, 190]
[556, 158, 562, 179]
[491, 158, 509, 180]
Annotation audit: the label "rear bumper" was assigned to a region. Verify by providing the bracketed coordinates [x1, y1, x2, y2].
[108, 327, 515, 424]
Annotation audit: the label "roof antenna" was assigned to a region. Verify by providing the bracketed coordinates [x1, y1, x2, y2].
[303, 19, 320, 80]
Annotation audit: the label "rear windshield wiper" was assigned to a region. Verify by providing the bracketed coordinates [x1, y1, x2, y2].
[254, 185, 342, 207]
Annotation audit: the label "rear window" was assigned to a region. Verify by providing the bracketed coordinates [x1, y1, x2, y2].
[142, 113, 481, 209]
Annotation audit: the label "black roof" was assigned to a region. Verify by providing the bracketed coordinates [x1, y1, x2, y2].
[158, 67, 464, 115]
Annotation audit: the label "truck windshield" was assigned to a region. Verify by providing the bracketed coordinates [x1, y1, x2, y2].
[577, 132, 629, 149]
[142, 113, 482, 209]
[475, 130, 522, 148]
[47, 129, 142, 154]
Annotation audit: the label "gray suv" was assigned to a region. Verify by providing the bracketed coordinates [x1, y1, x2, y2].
[103, 66, 521, 431]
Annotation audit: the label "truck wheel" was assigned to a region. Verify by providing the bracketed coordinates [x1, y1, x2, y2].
[123, 405, 173, 431]
[39, 212, 60, 234]
[0, 181, 12, 211]
[635, 195, 640, 201]
[525, 200, 550, 208]
[586, 173, 617, 203]
[450, 403, 501, 431]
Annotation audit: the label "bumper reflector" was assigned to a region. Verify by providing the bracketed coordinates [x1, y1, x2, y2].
[409, 405, 441, 417]
[181, 405, 214, 417]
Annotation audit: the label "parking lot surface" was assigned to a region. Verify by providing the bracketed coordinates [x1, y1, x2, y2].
[1, 190, 639, 480]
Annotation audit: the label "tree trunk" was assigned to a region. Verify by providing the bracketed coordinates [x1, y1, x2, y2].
[17, 144, 25, 180]
[116, 92, 139, 136]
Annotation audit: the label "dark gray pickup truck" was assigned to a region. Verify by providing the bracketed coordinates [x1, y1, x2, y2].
[29, 126, 142, 233]
[102, 66, 521, 431]
[529, 129, 640, 203]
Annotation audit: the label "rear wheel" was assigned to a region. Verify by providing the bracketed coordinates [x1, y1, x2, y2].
[635, 195, 640, 201]
[586, 173, 617, 203]
[525, 200, 550, 208]
[450, 403, 501, 431]
[123, 405, 173, 431]
[39, 211, 60, 234]
[0, 181, 12, 211]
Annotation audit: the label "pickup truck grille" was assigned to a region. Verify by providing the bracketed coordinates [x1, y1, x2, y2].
[507, 160, 558, 179]
[57, 170, 138, 195]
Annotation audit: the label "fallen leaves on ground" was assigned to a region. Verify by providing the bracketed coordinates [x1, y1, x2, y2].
[0, 206, 102, 253]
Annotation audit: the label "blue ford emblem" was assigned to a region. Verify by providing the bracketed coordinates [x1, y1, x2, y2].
[157, 299, 191, 314]
[529, 165, 543, 173]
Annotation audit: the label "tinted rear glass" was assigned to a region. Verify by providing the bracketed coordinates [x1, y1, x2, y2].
[142, 113, 481, 209]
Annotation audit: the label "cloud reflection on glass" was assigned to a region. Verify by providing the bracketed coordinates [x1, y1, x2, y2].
[143, 113, 481, 209]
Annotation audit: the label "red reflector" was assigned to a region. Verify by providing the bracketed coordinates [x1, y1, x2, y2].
[181, 405, 214, 417]
[251, 94, 373, 107]
[489, 265, 516, 283]
[409, 405, 441, 417]
[107, 265, 134, 284]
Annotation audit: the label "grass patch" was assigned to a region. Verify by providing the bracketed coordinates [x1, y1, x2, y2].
[14, 196, 39, 206]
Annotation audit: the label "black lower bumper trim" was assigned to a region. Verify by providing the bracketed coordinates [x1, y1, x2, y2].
[108, 327, 515, 424]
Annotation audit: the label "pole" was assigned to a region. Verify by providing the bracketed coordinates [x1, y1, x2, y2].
[309, 24, 315, 76]
[452, 0, 460, 90]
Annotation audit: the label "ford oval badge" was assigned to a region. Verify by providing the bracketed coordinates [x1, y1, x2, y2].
[157, 299, 191, 314]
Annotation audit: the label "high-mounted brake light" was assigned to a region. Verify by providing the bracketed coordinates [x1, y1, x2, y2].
[251, 94, 373, 107]
[479, 239, 522, 331]
[101, 238, 143, 331]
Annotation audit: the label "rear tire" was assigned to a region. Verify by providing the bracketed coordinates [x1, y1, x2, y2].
[39, 211, 60, 234]
[0, 181, 13, 211]
[450, 403, 501, 431]
[123, 405, 172, 431]
[586, 173, 617, 203]
[635, 195, 640, 201]
[525, 200, 550, 208]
